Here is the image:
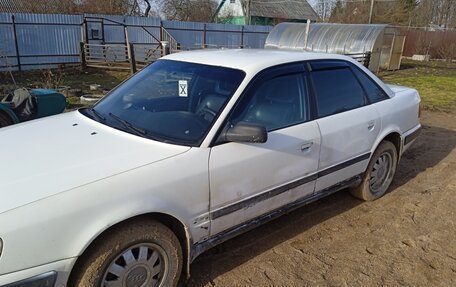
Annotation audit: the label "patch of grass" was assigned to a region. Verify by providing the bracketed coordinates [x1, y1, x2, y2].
[379, 60, 456, 112]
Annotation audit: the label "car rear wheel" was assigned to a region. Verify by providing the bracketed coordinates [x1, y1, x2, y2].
[70, 219, 182, 287]
[0, 112, 12, 128]
[350, 140, 398, 201]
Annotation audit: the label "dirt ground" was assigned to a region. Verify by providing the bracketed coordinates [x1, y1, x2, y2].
[186, 110, 456, 287]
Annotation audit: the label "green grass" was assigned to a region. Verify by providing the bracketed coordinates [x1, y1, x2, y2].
[379, 60, 456, 112]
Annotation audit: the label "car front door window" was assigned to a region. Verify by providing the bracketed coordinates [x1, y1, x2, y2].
[230, 73, 309, 131]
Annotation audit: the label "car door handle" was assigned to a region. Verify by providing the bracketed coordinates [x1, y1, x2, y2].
[301, 141, 313, 151]
[367, 121, 375, 131]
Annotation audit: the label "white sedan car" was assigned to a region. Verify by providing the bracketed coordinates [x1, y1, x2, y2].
[0, 49, 421, 287]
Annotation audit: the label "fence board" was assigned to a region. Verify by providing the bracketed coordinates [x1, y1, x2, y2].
[402, 28, 456, 59]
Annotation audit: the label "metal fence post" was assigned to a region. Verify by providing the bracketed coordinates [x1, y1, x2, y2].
[160, 21, 164, 57]
[128, 43, 136, 74]
[11, 15, 21, 72]
[80, 42, 86, 69]
[240, 26, 244, 48]
[160, 21, 163, 42]
[203, 24, 207, 48]
[101, 18, 105, 44]
[161, 41, 170, 55]
[83, 17, 89, 44]
[124, 25, 129, 48]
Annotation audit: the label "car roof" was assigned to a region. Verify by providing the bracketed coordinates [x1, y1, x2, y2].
[162, 49, 394, 98]
[162, 49, 357, 73]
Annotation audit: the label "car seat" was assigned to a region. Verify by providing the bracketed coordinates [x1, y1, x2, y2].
[243, 77, 300, 130]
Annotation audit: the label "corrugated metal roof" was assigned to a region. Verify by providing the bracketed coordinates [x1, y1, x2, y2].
[250, 0, 319, 21]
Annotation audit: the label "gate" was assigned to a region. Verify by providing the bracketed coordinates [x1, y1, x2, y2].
[81, 16, 177, 73]
[81, 43, 131, 70]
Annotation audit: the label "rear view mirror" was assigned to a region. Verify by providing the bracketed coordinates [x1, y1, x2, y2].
[223, 122, 267, 143]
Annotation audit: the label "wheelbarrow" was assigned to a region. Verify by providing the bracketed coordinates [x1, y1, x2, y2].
[0, 88, 67, 128]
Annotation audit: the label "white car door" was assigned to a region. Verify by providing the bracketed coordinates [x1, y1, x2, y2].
[308, 60, 382, 192]
[208, 64, 321, 235]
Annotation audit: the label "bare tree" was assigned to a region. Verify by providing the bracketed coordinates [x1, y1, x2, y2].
[239, 0, 250, 25]
[329, 0, 420, 25]
[159, 0, 218, 22]
[0, 0, 159, 17]
[144, 0, 152, 17]
[217, 3, 238, 23]
[312, 0, 336, 22]
[329, 0, 369, 24]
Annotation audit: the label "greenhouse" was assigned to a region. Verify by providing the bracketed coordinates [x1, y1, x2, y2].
[265, 22, 405, 72]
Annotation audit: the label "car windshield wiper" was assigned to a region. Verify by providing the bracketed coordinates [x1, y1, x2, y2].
[90, 108, 106, 121]
[108, 112, 147, 137]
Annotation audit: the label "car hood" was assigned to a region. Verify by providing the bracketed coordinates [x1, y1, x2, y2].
[0, 111, 191, 214]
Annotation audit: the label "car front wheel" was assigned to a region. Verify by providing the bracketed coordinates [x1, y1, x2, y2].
[350, 140, 398, 201]
[70, 219, 182, 287]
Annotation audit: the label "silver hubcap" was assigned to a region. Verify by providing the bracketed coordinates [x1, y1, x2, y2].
[102, 243, 167, 287]
[370, 152, 392, 194]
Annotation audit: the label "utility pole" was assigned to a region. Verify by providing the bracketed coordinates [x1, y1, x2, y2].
[323, 1, 326, 21]
[368, 0, 375, 24]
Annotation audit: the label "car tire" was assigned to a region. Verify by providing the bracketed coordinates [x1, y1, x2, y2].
[70, 219, 182, 287]
[0, 112, 12, 128]
[350, 140, 398, 201]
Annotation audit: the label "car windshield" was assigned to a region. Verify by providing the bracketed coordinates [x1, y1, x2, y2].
[81, 60, 245, 146]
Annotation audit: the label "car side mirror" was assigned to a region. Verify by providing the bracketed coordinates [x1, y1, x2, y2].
[223, 122, 267, 143]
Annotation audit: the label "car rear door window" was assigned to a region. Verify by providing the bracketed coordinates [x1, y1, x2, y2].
[351, 65, 389, 103]
[310, 66, 365, 118]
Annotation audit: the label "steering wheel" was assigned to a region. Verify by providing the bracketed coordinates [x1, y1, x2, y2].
[197, 107, 217, 122]
[123, 102, 145, 111]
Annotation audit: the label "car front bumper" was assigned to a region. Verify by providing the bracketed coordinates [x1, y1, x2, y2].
[0, 258, 76, 287]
